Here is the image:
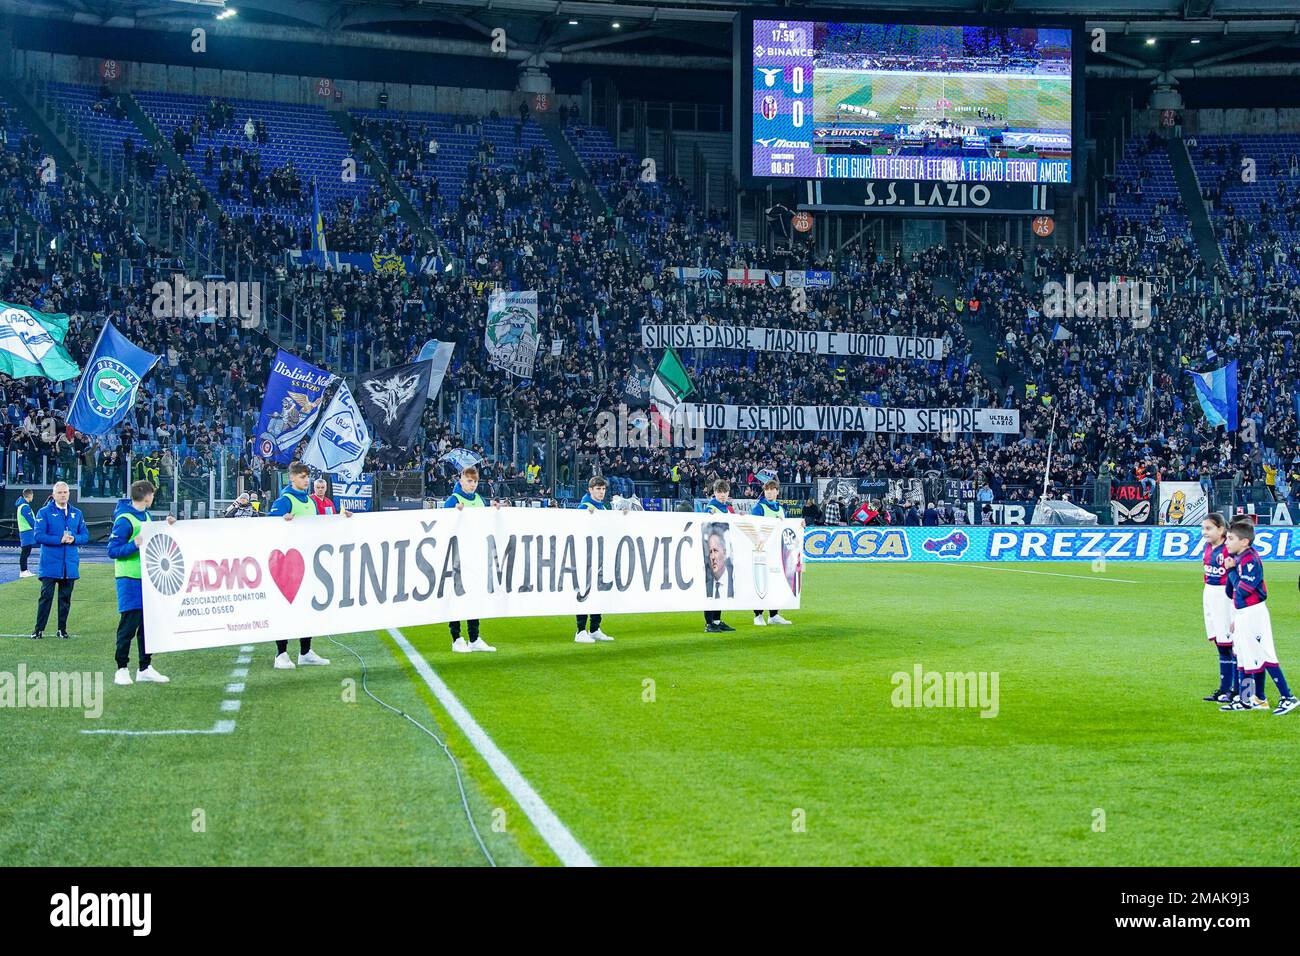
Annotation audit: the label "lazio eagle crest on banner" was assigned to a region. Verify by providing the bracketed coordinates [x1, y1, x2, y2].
[303, 383, 371, 482]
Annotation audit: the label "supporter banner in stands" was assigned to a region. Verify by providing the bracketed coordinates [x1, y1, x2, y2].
[485, 290, 539, 379]
[667, 267, 832, 288]
[1109, 481, 1155, 525]
[331, 474, 373, 513]
[288, 251, 444, 275]
[679, 404, 1019, 434]
[803, 526, 1300, 563]
[1157, 481, 1209, 526]
[254, 349, 335, 464]
[966, 502, 1032, 525]
[641, 324, 942, 360]
[139, 509, 803, 653]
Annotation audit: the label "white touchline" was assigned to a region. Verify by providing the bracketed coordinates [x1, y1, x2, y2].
[84, 648, 248, 737]
[954, 564, 1140, 584]
[82, 720, 237, 736]
[386, 627, 597, 867]
[230, 668, 249, 678]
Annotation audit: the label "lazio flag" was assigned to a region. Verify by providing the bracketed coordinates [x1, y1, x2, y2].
[0, 302, 82, 381]
[1187, 360, 1239, 431]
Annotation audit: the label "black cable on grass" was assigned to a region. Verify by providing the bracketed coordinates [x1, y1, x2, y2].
[326, 634, 496, 867]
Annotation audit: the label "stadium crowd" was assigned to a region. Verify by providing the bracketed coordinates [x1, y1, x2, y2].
[0, 80, 1297, 518]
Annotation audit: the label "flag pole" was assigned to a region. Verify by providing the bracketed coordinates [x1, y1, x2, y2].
[1041, 405, 1058, 501]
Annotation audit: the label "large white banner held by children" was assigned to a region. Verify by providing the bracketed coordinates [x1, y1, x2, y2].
[138, 509, 804, 653]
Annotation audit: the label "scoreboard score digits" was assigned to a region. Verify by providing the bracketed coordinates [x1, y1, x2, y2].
[744, 14, 1077, 186]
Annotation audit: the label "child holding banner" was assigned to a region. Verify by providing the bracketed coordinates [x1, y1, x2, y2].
[704, 480, 736, 633]
[269, 462, 349, 670]
[445, 465, 499, 653]
[107, 481, 176, 686]
[751, 479, 794, 628]
[574, 475, 614, 644]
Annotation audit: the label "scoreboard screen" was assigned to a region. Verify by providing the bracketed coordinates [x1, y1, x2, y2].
[737, 12, 1078, 186]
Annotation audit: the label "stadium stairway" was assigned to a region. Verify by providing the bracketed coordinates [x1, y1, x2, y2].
[1165, 136, 1224, 271]
[332, 108, 442, 256]
[0, 74, 106, 238]
[115, 88, 225, 229]
[936, 272, 1025, 399]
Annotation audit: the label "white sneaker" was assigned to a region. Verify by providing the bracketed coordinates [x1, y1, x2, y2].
[753, 615, 767, 627]
[768, 614, 793, 625]
[574, 630, 596, 644]
[136, 666, 170, 683]
[273, 652, 296, 669]
[298, 649, 331, 666]
[19, 570, 33, 578]
[452, 638, 472, 653]
[114, 667, 133, 686]
[468, 637, 497, 652]
[591, 629, 613, 642]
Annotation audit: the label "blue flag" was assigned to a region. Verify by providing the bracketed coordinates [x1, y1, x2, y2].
[303, 382, 371, 482]
[66, 320, 160, 436]
[255, 349, 335, 463]
[1187, 360, 1238, 431]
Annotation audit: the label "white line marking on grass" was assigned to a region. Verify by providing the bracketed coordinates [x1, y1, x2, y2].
[386, 627, 597, 868]
[235, 655, 252, 664]
[239, 646, 254, 653]
[230, 667, 248, 678]
[219, 699, 241, 712]
[952, 564, 1140, 584]
[225, 682, 245, 694]
[82, 720, 236, 736]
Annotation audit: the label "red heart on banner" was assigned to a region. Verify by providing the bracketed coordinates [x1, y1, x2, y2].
[268, 549, 305, 603]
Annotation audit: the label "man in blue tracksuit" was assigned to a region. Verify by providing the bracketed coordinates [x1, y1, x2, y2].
[31, 481, 89, 640]
[16, 488, 36, 577]
[106, 480, 177, 685]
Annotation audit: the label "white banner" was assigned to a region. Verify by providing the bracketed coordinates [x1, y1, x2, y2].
[1157, 481, 1209, 525]
[678, 404, 1019, 434]
[139, 509, 804, 653]
[641, 324, 943, 361]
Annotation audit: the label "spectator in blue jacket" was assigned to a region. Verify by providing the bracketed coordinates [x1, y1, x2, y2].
[32, 481, 89, 640]
[15, 488, 36, 578]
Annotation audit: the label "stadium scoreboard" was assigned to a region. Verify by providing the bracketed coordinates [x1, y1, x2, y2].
[734, 9, 1082, 215]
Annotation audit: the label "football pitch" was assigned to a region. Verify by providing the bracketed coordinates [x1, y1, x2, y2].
[2, 560, 1298, 867]
[814, 68, 1072, 130]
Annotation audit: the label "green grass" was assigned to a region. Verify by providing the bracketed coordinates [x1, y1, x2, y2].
[3, 561, 1299, 866]
[0, 567, 535, 867]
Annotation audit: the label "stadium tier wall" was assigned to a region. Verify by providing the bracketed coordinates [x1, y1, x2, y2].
[1132, 106, 1300, 136]
[13, 49, 582, 120]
